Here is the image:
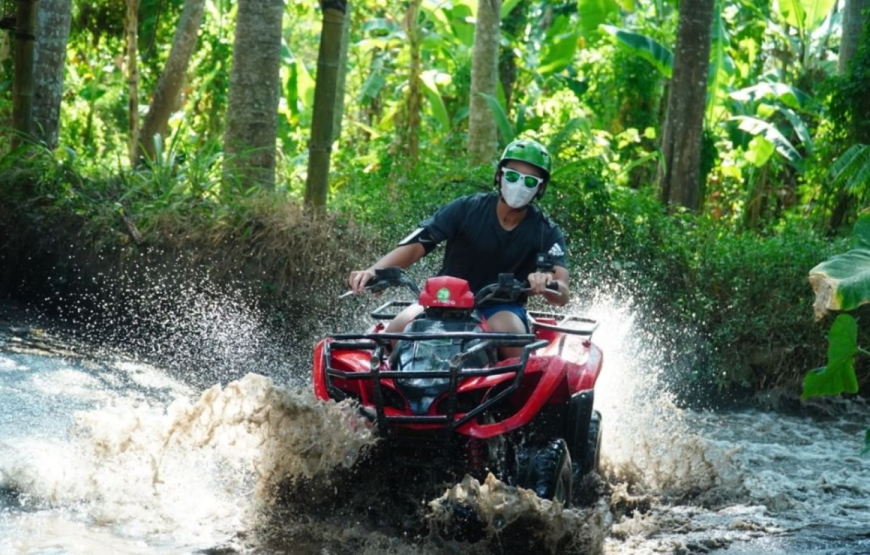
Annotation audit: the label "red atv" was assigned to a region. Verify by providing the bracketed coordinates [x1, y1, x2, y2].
[313, 267, 603, 506]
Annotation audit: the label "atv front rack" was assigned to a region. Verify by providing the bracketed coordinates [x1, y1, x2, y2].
[324, 332, 549, 434]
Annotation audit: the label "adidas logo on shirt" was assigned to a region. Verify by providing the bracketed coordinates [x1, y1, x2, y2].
[548, 243, 564, 257]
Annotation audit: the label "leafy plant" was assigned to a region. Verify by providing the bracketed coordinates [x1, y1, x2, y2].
[600, 25, 673, 78]
[804, 212, 870, 453]
[828, 144, 870, 199]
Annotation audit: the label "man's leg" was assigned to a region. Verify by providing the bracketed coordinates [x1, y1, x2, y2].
[486, 310, 527, 359]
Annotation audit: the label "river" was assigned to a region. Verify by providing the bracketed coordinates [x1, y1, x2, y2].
[1, 296, 869, 555]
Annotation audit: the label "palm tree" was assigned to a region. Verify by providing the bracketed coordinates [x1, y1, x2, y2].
[657, 0, 716, 211]
[223, 0, 285, 191]
[33, 0, 72, 150]
[136, 0, 206, 162]
[468, 0, 502, 164]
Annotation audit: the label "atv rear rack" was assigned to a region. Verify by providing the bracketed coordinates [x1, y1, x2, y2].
[324, 331, 549, 435]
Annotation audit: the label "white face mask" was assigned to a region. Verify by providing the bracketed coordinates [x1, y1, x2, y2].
[500, 172, 540, 208]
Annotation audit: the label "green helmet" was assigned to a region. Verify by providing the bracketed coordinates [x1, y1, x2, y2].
[499, 139, 552, 180]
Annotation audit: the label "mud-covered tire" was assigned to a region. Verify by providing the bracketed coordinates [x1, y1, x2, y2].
[517, 439, 573, 505]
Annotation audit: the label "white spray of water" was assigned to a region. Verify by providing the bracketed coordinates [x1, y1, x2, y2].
[560, 290, 744, 499]
[0, 373, 376, 551]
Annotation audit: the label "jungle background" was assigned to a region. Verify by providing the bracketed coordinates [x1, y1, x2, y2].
[0, 0, 868, 399]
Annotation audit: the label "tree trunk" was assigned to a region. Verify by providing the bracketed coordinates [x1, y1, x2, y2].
[11, 0, 38, 150]
[499, 0, 527, 113]
[222, 0, 285, 191]
[392, 0, 423, 169]
[840, 0, 870, 74]
[657, 0, 715, 211]
[304, 0, 349, 208]
[332, 1, 351, 144]
[468, 0, 501, 164]
[126, 0, 141, 166]
[32, 0, 72, 150]
[136, 0, 206, 162]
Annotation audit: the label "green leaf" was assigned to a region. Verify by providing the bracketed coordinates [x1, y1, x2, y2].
[745, 135, 775, 167]
[828, 144, 870, 194]
[856, 211, 870, 249]
[578, 0, 620, 36]
[547, 118, 590, 158]
[731, 116, 802, 167]
[809, 213, 870, 317]
[776, 106, 813, 152]
[296, 60, 316, 109]
[802, 315, 859, 399]
[538, 31, 580, 75]
[601, 25, 673, 78]
[802, 0, 837, 32]
[778, 0, 806, 34]
[729, 83, 810, 110]
[359, 72, 386, 104]
[500, 0, 522, 19]
[706, 2, 734, 122]
[419, 71, 451, 131]
[560, 76, 590, 101]
[477, 93, 514, 146]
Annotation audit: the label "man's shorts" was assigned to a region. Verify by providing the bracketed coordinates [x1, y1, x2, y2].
[477, 303, 530, 333]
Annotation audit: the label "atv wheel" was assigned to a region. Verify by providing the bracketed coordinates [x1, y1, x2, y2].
[582, 410, 602, 475]
[517, 439, 573, 505]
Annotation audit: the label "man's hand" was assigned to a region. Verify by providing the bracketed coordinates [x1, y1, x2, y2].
[527, 271, 555, 295]
[349, 269, 376, 294]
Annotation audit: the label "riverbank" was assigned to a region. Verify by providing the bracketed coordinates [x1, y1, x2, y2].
[1, 155, 866, 395]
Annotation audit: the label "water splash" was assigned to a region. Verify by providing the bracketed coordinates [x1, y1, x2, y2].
[429, 473, 611, 555]
[1, 373, 376, 550]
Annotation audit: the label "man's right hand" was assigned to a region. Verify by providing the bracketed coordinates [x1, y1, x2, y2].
[348, 269, 376, 294]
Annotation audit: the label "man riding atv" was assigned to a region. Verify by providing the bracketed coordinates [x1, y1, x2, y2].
[348, 139, 570, 358]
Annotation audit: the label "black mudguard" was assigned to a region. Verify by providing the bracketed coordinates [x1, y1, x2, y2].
[567, 390, 594, 470]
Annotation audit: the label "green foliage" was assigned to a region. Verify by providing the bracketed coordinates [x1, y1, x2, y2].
[601, 25, 673, 78]
[577, 0, 622, 36]
[828, 144, 870, 194]
[4, 0, 869, 401]
[809, 213, 870, 316]
[802, 215, 870, 453]
[731, 116, 803, 168]
[803, 314, 859, 399]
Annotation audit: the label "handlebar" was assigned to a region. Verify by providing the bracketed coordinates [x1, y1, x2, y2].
[473, 275, 559, 306]
[341, 268, 558, 304]
[339, 267, 421, 299]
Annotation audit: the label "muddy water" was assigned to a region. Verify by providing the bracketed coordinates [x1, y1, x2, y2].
[1, 299, 869, 555]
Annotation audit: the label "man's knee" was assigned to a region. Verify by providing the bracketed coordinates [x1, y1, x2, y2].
[485, 310, 526, 334]
[485, 311, 528, 359]
[386, 303, 424, 334]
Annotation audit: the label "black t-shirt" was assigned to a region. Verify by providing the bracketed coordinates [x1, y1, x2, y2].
[416, 192, 568, 296]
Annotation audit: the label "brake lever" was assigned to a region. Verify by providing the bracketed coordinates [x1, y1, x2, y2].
[338, 278, 388, 300]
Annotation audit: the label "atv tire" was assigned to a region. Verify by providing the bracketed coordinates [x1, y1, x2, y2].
[517, 439, 573, 505]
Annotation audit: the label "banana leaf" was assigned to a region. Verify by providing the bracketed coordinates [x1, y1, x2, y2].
[601, 25, 673, 78]
[809, 213, 870, 318]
